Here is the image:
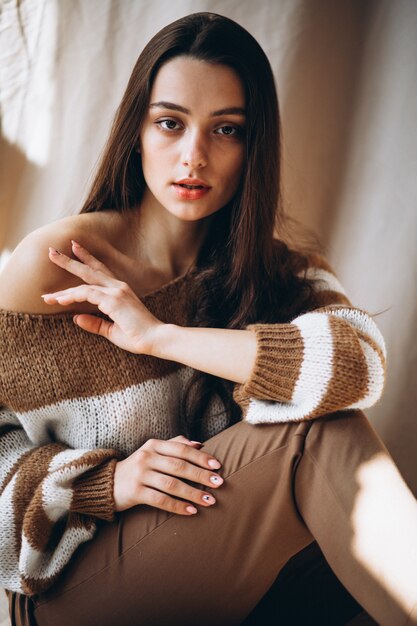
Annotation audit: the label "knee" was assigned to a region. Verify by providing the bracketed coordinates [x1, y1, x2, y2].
[302, 409, 390, 479]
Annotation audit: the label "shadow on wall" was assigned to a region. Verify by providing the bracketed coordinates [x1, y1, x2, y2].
[280, 0, 376, 250]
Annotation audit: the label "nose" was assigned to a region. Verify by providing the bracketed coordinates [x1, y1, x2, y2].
[181, 130, 208, 170]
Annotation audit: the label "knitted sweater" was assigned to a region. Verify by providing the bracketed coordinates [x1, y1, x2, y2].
[0, 254, 386, 595]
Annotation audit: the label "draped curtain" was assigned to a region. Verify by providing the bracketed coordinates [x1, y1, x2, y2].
[0, 0, 415, 542]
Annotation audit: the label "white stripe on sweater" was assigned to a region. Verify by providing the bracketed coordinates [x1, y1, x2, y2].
[0, 475, 23, 592]
[326, 307, 387, 358]
[244, 313, 334, 424]
[0, 431, 35, 489]
[43, 457, 93, 523]
[20, 524, 95, 582]
[304, 267, 347, 296]
[292, 313, 334, 410]
[15, 368, 228, 458]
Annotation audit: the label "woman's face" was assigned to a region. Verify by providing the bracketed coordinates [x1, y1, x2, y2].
[139, 56, 246, 222]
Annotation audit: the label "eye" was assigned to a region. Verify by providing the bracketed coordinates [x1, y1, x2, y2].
[155, 119, 182, 131]
[214, 125, 244, 137]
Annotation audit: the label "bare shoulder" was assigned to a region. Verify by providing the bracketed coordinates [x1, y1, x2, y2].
[0, 213, 113, 314]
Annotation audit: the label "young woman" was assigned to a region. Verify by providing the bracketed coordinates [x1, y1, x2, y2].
[0, 11, 416, 626]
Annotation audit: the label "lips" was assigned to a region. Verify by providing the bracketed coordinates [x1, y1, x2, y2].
[172, 179, 211, 200]
[174, 178, 211, 189]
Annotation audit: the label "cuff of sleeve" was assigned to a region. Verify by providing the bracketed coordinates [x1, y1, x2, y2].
[71, 458, 118, 521]
[242, 323, 304, 402]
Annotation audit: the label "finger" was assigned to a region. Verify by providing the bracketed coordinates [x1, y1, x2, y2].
[71, 240, 115, 278]
[169, 435, 203, 448]
[144, 439, 222, 471]
[48, 247, 113, 287]
[142, 470, 217, 508]
[138, 486, 199, 516]
[149, 454, 223, 489]
[73, 313, 113, 339]
[41, 284, 106, 306]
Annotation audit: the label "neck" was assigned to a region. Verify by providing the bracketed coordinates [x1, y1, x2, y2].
[129, 189, 213, 280]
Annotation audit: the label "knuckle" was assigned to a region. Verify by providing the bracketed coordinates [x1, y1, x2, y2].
[151, 491, 168, 507]
[163, 476, 178, 492]
[195, 468, 208, 484]
[117, 281, 130, 295]
[137, 448, 149, 460]
[171, 458, 186, 473]
[135, 450, 150, 469]
[173, 500, 187, 514]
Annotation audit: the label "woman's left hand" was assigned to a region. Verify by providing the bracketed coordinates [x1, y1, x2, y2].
[41, 240, 164, 355]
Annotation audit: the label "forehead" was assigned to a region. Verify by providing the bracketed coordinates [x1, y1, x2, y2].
[150, 57, 246, 111]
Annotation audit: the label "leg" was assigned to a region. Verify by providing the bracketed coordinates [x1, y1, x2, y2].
[30, 419, 316, 626]
[242, 540, 367, 625]
[295, 409, 417, 626]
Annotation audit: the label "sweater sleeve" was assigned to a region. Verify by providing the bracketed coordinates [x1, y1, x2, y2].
[233, 257, 387, 424]
[0, 405, 121, 595]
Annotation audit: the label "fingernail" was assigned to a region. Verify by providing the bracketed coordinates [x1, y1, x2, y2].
[190, 440, 202, 445]
[210, 475, 223, 485]
[202, 495, 216, 504]
[73, 315, 79, 323]
[186, 506, 198, 514]
[49, 247, 61, 256]
[208, 459, 221, 469]
[71, 240, 80, 248]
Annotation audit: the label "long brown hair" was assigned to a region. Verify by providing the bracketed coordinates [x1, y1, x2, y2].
[80, 12, 317, 440]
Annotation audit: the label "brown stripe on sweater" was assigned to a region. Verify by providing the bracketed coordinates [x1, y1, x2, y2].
[232, 385, 251, 419]
[313, 316, 369, 418]
[20, 517, 96, 596]
[356, 328, 387, 368]
[0, 314, 183, 411]
[240, 323, 305, 402]
[0, 273, 193, 411]
[22, 449, 118, 552]
[21, 571, 60, 597]
[12, 444, 66, 556]
[24, 506, 95, 557]
[312, 306, 386, 367]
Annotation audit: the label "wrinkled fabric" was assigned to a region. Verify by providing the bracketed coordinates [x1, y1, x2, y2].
[1, 0, 416, 621]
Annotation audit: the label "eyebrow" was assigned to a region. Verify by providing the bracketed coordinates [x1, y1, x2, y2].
[149, 101, 246, 117]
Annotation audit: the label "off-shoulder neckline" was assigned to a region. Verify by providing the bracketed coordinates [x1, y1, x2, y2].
[0, 266, 198, 320]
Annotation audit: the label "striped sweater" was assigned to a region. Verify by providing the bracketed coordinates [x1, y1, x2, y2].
[0, 255, 386, 595]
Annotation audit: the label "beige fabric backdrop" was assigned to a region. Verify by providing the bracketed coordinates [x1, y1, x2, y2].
[0, 1, 416, 614]
[1, 0, 416, 486]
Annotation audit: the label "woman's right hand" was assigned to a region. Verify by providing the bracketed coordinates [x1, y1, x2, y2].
[113, 435, 224, 515]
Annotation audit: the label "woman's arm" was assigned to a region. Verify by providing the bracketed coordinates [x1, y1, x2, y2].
[149, 324, 257, 383]
[0, 232, 227, 595]
[43, 241, 386, 422]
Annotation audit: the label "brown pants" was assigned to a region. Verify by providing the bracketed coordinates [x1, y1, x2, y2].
[8, 410, 417, 626]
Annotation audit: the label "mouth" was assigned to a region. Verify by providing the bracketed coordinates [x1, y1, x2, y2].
[172, 182, 211, 200]
[173, 178, 211, 190]
[175, 183, 207, 190]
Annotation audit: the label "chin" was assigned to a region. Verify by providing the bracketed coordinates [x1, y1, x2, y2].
[166, 204, 221, 222]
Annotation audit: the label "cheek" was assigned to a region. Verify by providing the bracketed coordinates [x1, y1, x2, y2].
[140, 128, 172, 164]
